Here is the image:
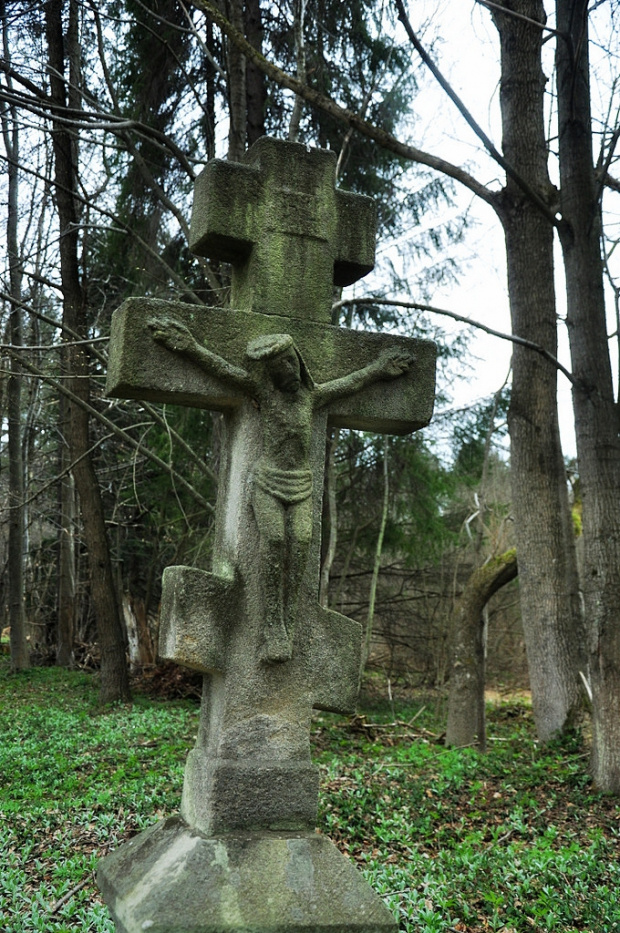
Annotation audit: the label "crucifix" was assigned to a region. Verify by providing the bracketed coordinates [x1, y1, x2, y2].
[99, 138, 436, 933]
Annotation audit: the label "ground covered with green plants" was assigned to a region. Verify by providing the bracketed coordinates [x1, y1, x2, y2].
[1, 660, 619, 933]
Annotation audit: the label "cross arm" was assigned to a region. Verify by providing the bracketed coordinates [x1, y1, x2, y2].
[105, 299, 270, 411]
[105, 298, 436, 434]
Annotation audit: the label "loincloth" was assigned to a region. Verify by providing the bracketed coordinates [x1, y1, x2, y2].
[253, 464, 313, 506]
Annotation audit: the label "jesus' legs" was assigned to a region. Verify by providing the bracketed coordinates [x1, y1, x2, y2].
[286, 496, 313, 638]
[252, 486, 291, 662]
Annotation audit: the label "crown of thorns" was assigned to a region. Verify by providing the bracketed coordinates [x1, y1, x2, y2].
[246, 334, 294, 360]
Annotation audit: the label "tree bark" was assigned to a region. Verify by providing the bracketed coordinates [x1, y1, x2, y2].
[446, 549, 518, 751]
[226, 0, 247, 159]
[491, 0, 584, 740]
[363, 437, 389, 668]
[288, 0, 307, 142]
[56, 413, 76, 669]
[45, 0, 130, 703]
[244, 0, 266, 145]
[555, 0, 620, 791]
[1, 2, 30, 670]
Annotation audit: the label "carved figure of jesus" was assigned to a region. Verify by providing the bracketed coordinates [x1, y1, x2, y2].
[149, 318, 415, 663]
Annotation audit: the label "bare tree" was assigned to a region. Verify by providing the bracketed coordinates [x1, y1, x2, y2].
[45, 0, 130, 703]
[555, 0, 620, 791]
[446, 549, 517, 751]
[489, 0, 584, 739]
[1, 0, 29, 670]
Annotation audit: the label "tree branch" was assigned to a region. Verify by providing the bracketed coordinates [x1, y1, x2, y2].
[394, 0, 559, 226]
[0, 289, 218, 484]
[604, 173, 620, 193]
[187, 0, 496, 206]
[12, 351, 214, 514]
[0, 151, 204, 304]
[475, 0, 562, 36]
[595, 125, 620, 205]
[333, 296, 578, 386]
[4, 433, 115, 512]
[0, 72, 196, 179]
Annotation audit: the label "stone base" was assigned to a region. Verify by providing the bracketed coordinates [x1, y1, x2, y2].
[181, 755, 320, 834]
[97, 817, 397, 933]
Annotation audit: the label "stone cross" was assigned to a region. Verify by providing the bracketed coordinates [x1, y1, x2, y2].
[189, 136, 376, 322]
[98, 138, 436, 933]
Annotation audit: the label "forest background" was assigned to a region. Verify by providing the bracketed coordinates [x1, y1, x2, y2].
[1, 0, 620, 788]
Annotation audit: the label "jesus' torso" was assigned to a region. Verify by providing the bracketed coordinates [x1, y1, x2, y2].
[253, 383, 314, 474]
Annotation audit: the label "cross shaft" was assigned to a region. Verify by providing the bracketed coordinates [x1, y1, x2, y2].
[104, 138, 436, 835]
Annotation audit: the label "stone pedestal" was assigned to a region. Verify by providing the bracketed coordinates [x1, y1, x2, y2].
[98, 818, 396, 933]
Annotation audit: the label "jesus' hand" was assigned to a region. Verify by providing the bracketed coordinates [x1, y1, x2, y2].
[378, 348, 416, 378]
[148, 318, 197, 354]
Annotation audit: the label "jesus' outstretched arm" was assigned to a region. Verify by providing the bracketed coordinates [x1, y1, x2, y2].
[148, 318, 255, 393]
[314, 347, 415, 409]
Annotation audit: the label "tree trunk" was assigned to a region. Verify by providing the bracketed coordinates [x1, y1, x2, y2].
[363, 437, 389, 668]
[226, 0, 246, 160]
[205, 18, 218, 161]
[244, 0, 266, 145]
[288, 0, 307, 142]
[1, 5, 30, 669]
[56, 409, 76, 669]
[491, 0, 584, 740]
[446, 549, 518, 751]
[45, 0, 130, 703]
[555, 0, 620, 791]
[122, 593, 155, 670]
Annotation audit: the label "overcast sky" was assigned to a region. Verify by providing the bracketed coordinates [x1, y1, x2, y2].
[342, 0, 619, 462]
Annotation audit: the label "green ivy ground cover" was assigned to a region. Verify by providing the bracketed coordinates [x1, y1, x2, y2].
[1, 660, 619, 932]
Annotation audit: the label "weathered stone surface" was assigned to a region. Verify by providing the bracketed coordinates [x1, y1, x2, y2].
[159, 565, 363, 714]
[98, 818, 396, 933]
[180, 759, 320, 833]
[159, 567, 236, 673]
[100, 136, 433, 933]
[189, 138, 377, 322]
[105, 298, 437, 434]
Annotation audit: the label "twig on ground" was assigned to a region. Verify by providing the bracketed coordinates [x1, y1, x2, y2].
[407, 706, 427, 726]
[49, 875, 92, 914]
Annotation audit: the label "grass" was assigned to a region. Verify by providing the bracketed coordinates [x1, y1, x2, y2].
[1, 661, 619, 932]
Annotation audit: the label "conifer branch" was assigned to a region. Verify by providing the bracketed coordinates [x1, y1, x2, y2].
[188, 0, 496, 206]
